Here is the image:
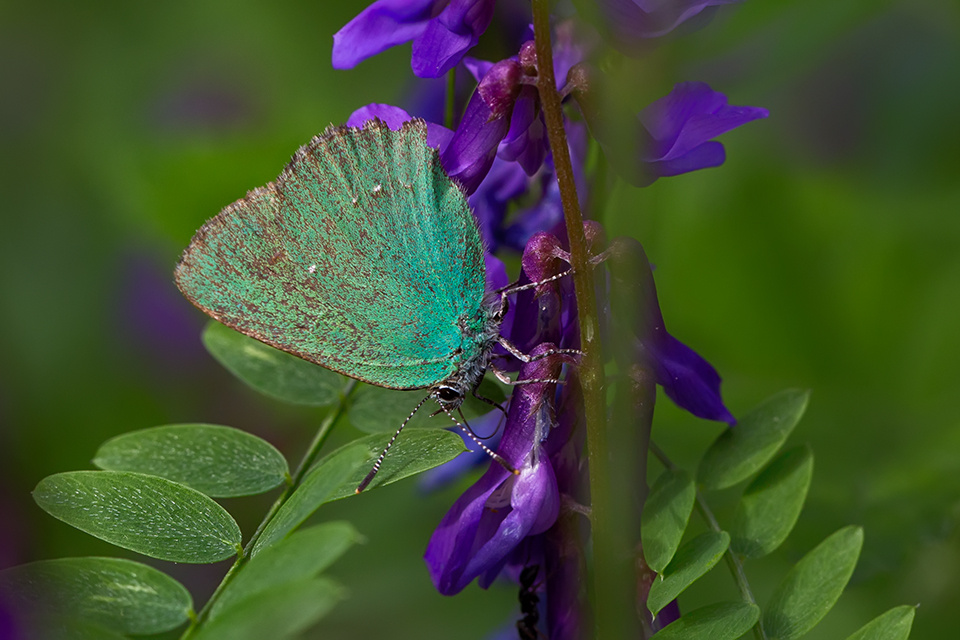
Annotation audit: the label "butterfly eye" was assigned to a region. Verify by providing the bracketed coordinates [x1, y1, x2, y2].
[436, 386, 462, 403]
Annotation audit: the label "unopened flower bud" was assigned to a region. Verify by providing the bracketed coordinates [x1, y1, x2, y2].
[477, 59, 522, 118]
[519, 40, 538, 76]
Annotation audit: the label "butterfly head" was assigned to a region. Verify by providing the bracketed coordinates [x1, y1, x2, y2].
[432, 383, 468, 412]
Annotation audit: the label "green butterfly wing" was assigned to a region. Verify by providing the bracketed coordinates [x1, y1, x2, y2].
[175, 120, 489, 390]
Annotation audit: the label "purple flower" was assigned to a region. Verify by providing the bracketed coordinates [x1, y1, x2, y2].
[653, 600, 682, 631]
[345, 64, 524, 196]
[488, 376, 588, 640]
[347, 96, 526, 206]
[468, 156, 530, 248]
[346, 103, 454, 149]
[470, 26, 587, 179]
[637, 82, 768, 185]
[497, 86, 547, 175]
[501, 121, 590, 251]
[578, 81, 768, 187]
[440, 59, 522, 193]
[607, 236, 735, 424]
[332, 0, 497, 78]
[424, 344, 567, 595]
[576, 0, 741, 53]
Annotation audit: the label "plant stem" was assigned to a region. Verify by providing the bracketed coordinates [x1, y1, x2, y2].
[531, 3, 627, 637]
[649, 441, 767, 640]
[445, 68, 456, 130]
[180, 380, 358, 638]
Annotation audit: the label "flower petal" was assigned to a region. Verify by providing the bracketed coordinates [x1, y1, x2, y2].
[440, 70, 515, 193]
[629, 82, 767, 184]
[469, 156, 530, 249]
[608, 237, 735, 424]
[411, 0, 497, 77]
[498, 88, 548, 176]
[644, 333, 736, 424]
[345, 103, 454, 150]
[641, 82, 769, 161]
[332, 0, 435, 70]
[649, 140, 725, 178]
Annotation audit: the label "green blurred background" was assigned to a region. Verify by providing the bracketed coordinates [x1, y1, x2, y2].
[1, 0, 958, 638]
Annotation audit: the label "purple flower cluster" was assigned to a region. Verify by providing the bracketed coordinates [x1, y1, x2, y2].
[333, 0, 497, 78]
[333, 1, 765, 636]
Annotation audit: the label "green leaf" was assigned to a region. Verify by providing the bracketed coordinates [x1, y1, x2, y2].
[844, 605, 916, 640]
[643, 469, 697, 573]
[212, 521, 362, 619]
[648, 531, 730, 616]
[653, 602, 760, 640]
[192, 578, 344, 640]
[698, 389, 810, 490]
[203, 321, 344, 406]
[323, 428, 468, 500]
[93, 424, 288, 497]
[253, 446, 369, 555]
[347, 377, 505, 433]
[33, 471, 242, 563]
[0, 557, 192, 634]
[253, 430, 465, 555]
[763, 525, 864, 640]
[730, 445, 814, 558]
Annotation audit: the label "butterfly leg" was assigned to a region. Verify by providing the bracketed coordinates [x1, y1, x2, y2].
[488, 359, 514, 385]
[497, 335, 584, 364]
[493, 268, 575, 296]
[437, 407, 518, 476]
[491, 341, 578, 387]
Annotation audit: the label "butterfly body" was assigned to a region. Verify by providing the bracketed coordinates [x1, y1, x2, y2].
[176, 119, 498, 406]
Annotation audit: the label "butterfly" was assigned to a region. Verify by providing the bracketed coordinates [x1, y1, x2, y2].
[176, 118, 567, 491]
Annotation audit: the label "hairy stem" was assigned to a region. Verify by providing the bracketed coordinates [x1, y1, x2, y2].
[531, 2, 632, 637]
[180, 380, 358, 638]
[649, 441, 767, 640]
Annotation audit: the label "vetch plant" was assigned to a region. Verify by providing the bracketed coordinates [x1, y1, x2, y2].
[0, 2, 917, 640]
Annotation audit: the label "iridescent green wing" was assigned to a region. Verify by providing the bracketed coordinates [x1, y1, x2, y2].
[175, 120, 487, 390]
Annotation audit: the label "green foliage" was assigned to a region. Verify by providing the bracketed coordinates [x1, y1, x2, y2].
[93, 423, 289, 497]
[730, 445, 814, 558]
[647, 390, 911, 639]
[33, 471, 242, 563]
[652, 602, 760, 640]
[642, 468, 697, 573]
[647, 531, 730, 616]
[253, 446, 369, 555]
[321, 429, 469, 501]
[698, 389, 810, 490]
[211, 522, 362, 620]
[0, 557, 192, 635]
[844, 606, 917, 640]
[763, 526, 864, 640]
[191, 578, 345, 640]
[203, 321, 345, 406]
[254, 430, 465, 554]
